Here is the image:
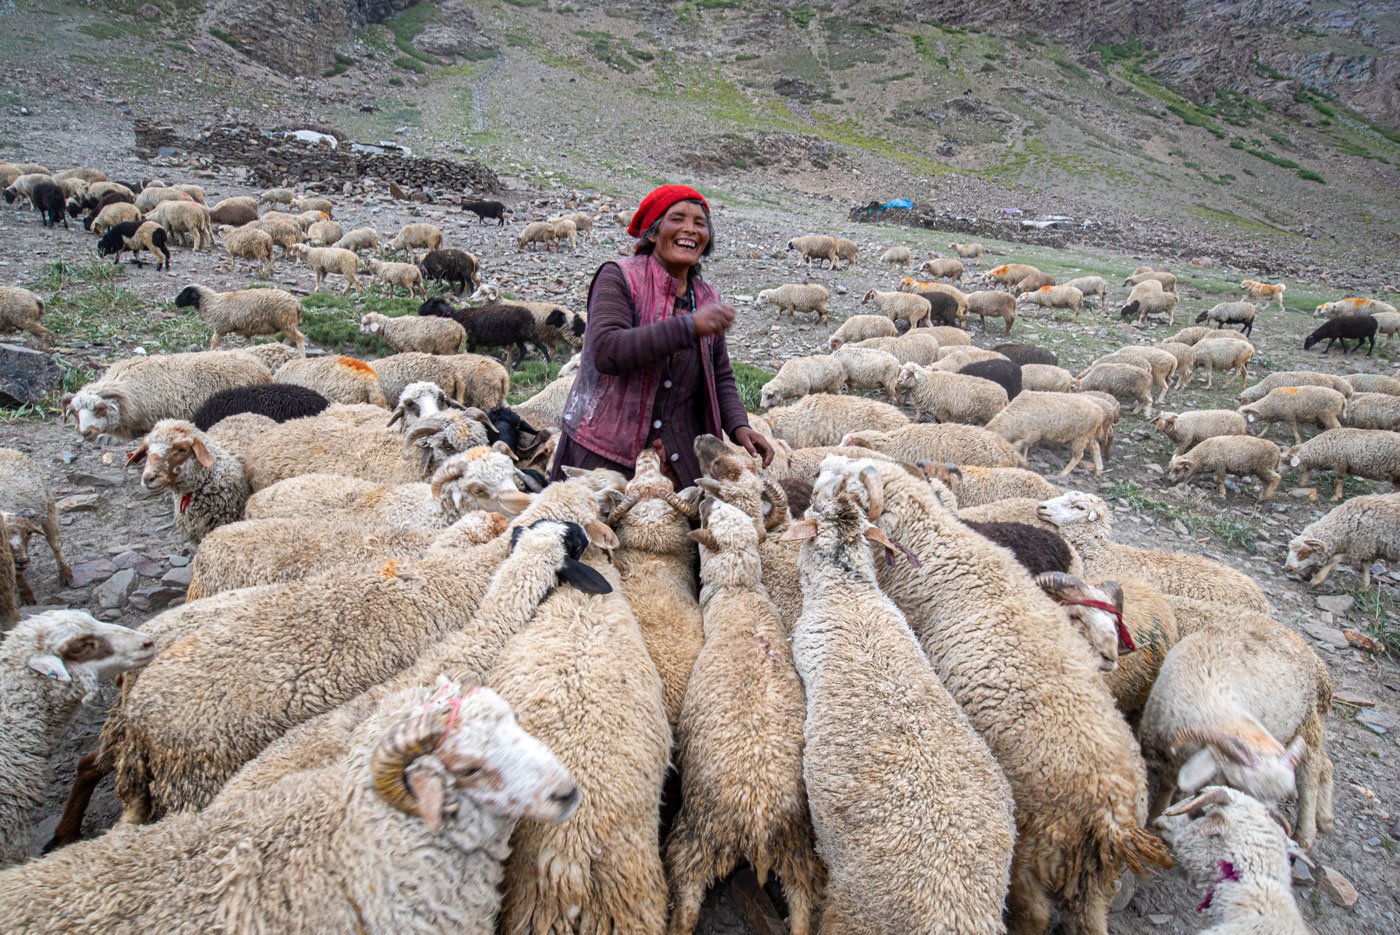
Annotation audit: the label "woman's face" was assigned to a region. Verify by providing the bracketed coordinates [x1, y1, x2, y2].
[651, 201, 710, 273]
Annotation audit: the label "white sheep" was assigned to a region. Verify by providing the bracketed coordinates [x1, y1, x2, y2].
[1140, 616, 1333, 848]
[1342, 392, 1400, 431]
[758, 283, 830, 324]
[948, 241, 987, 259]
[128, 420, 251, 543]
[758, 355, 846, 408]
[1314, 297, 1396, 318]
[917, 256, 964, 281]
[786, 234, 838, 268]
[834, 345, 901, 401]
[274, 356, 387, 407]
[307, 218, 343, 246]
[763, 394, 908, 448]
[388, 222, 444, 254]
[0, 611, 154, 867]
[984, 262, 1040, 289]
[0, 286, 52, 350]
[1285, 492, 1400, 589]
[1020, 363, 1073, 392]
[1238, 385, 1345, 444]
[1196, 300, 1259, 337]
[0, 680, 580, 932]
[855, 331, 941, 365]
[879, 245, 912, 268]
[145, 199, 214, 250]
[1239, 370, 1353, 404]
[1154, 340, 1196, 388]
[1092, 345, 1178, 404]
[827, 314, 896, 350]
[288, 243, 362, 293]
[88, 201, 142, 234]
[221, 225, 276, 277]
[332, 226, 380, 252]
[1124, 269, 1177, 292]
[896, 363, 1008, 425]
[1154, 409, 1247, 456]
[964, 290, 1016, 335]
[834, 237, 858, 266]
[1120, 280, 1180, 326]
[363, 258, 427, 298]
[1064, 275, 1107, 310]
[172, 284, 305, 352]
[1167, 435, 1282, 501]
[783, 492, 1015, 933]
[1155, 787, 1309, 935]
[666, 497, 821, 934]
[548, 217, 577, 251]
[986, 390, 1106, 476]
[860, 288, 931, 328]
[516, 221, 556, 252]
[1076, 361, 1154, 416]
[1284, 427, 1400, 501]
[63, 350, 272, 440]
[808, 457, 1169, 932]
[1019, 283, 1084, 321]
[841, 423, 1020, 467]
[361, 311, 465, 355]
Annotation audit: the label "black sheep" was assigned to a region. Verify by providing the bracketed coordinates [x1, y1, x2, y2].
[33, 181, 68, 229]
[418, 249, 481, 295]
[97, 220, 170, 270]
[68, 187, 133, 218]
[963, 521, 1075, 576]
[487, 406, 549, 461]
[779, 478, 813, 521]
[418, 295, 550, 369]
[462, 199, 506, 226]
[81, 192, 134, 230]
[1304, 315, 1377, 356]
[193, 384, 330, 431]
[958, 357, 1023, 399]
[992, 343, 1057, 367]
[1118, 301, 1141, 321]
[906, 289, 961, 328]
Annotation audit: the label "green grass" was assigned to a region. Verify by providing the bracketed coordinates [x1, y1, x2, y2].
[1344, 586, 1398, 656]
[1297, 168, 1326, 184]
[731, 361, 772, 412]
[207, 27, 239, 49]
[506, 359, 565, 406]
[384, 2, 443, 66]
[299, 292, 427, 354]
[1090, 39, 1153, 66]
[1101, 481, 1260, 554]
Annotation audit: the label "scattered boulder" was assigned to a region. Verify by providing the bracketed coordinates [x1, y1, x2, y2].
[0, 343, 61, 408]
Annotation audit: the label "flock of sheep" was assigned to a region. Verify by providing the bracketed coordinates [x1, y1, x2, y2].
[1, 154, 1399, 934]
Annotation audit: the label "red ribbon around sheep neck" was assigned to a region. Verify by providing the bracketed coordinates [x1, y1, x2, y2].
[1057, 598, 1136, 653]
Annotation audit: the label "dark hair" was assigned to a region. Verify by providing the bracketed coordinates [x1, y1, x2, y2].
[636, 199, 715, 267]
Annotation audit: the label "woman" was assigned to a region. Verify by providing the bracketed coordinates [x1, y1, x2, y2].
[550, 184, 774, 488]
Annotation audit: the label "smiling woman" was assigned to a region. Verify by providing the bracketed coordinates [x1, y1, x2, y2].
[550, 184, 774, 488]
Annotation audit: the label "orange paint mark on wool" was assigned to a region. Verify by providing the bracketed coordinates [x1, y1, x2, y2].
[338, 356, 377, 375]
[1038, 285, 1053, 292]
[1281, 387, 1299, 395]
[381, 558, 402, 579]
[991, 265, 1009, 276]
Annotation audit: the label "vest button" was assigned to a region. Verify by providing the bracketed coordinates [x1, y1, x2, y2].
[670, 453, 679, 462]
[652, 419, 662, 429]
[663, 380, 672, 389]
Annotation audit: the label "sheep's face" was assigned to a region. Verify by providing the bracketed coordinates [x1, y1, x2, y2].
[3, 510, 40, 569]
[1175, 730, 1306, 805]
[360, 315, 383, 334]
[1036, 573, 1124, 672]
[1166, 455, 1195, 479]
[1036, 491, 1108, 530]
[1284, 536, 1328, 579]
[130, 425, 215, 492]
[1153, 786, 1292, 888]
[1240, 406, 1260, 424]
[21, 610, 156, 699]
[64, 389, 121, 440]
[1154, 413, 1178, 433]
[689, 497, 760, 584]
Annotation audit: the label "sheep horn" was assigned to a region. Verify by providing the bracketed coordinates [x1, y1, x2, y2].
[431, 462, 465, 499]
[387, 403, 409, 428]
[760, 477, 789, 531]
[661, 490, 699, 519]
[1162, 786, 1232, 819]
[607, 492, 642, 527]
[1171, 727, 1260, 768]
[369, 709, 449, 820]
[858, 465, 884, 522]
[1033, 571, 1084, 597]
[406, 422, 444, 443]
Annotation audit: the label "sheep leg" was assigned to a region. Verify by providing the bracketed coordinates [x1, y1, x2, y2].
[15, 567, 36, 605]
[775, 849, 822, 935]
[1216, 469, 1227, 496]
[1204, 367, 1214, 389]
[209, 331, 223, 351]
[1294, 731, 1324, 849]
[1260, 470, 1281, 501]
[1062, 872, 1116, 935]
[1059, 442, 1085, 477]
[1332, 471, 1346, 502]
[1291, 419, 1303, 446]
[1089, 438, 1104, 476]
[1361, 563, 1372, 590]
[1003, 316, 1013, 336]
[1008, 861, 1055, 935]
[1309, 554, 1344, 585]
[286, 326, 306, 353]
[665, 819, 732, 935]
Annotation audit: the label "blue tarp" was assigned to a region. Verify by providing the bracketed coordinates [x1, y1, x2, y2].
[882, 198, 914, 210]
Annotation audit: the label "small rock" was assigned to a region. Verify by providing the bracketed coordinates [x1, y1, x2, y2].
[1292, 858, 1314, 885]
[110, 550, 163, 577]
[93, 568, 138, 610]
[127, 586, 185, 613]
[97, 608, 122, 622]
[1302, 621, 1349, 649]
[1146, 914, 1171, 926]
[1316, 594, 1355, 615]
[1343, 629, 1383, 653]
[0, 342, 63, 407]
[68, 558, 118, 588]
[1318, 866, 1358, 908]
[168, 554, 191, 567]
[65, 471, 122, 488]
[1334, 689, 1379, 707]
[161, 565, 193, 587]
[58, 494, 103, 513]
[1357, 709, 1397, 734]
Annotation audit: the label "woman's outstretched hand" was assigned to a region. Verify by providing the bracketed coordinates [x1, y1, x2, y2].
[734, 426, 775, 468]
[693, 302, 736, 336]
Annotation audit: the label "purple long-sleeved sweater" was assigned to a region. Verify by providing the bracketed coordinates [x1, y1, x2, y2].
[550, 263, 749, 487]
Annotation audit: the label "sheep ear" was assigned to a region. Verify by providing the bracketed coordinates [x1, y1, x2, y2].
[779, 517, 819, 542]
[1177, 748, 1219, 793]
[583, 519, 618, 552]
[559, 558, 612, 595]
[493, 490, 534, 517]
[27, 653, 71, 683]
[865, 527, 922, 568]
[405, 762, 447, 834]
[688, 528, 719, 550]
[191, 437, 215, 469]
[695, 478, 723, 497]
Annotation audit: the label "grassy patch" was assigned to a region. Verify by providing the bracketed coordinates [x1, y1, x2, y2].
[384, 1, 443, 66]
[1101, 481, 1259, 553]
[1297, 168, 1326, 184]
[731, 361, 772, 412]
[78, 21, 129, 40]
[208, 27, 240, 49]
[1345, 586, 1398, 656]
[44, 279, 207, 354]
[299, 291, 424, 354]
[506, 359, 565, 406]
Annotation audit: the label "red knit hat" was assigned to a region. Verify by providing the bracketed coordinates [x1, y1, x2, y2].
[627, 184, 709, 239]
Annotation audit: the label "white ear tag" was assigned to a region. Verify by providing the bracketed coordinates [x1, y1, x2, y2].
[28, 654, 71, 683]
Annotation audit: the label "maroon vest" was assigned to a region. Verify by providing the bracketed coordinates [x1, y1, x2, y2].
[562, 254, 722, 465]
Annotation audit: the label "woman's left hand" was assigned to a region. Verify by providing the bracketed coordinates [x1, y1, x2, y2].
[733, 426, 775, 468]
